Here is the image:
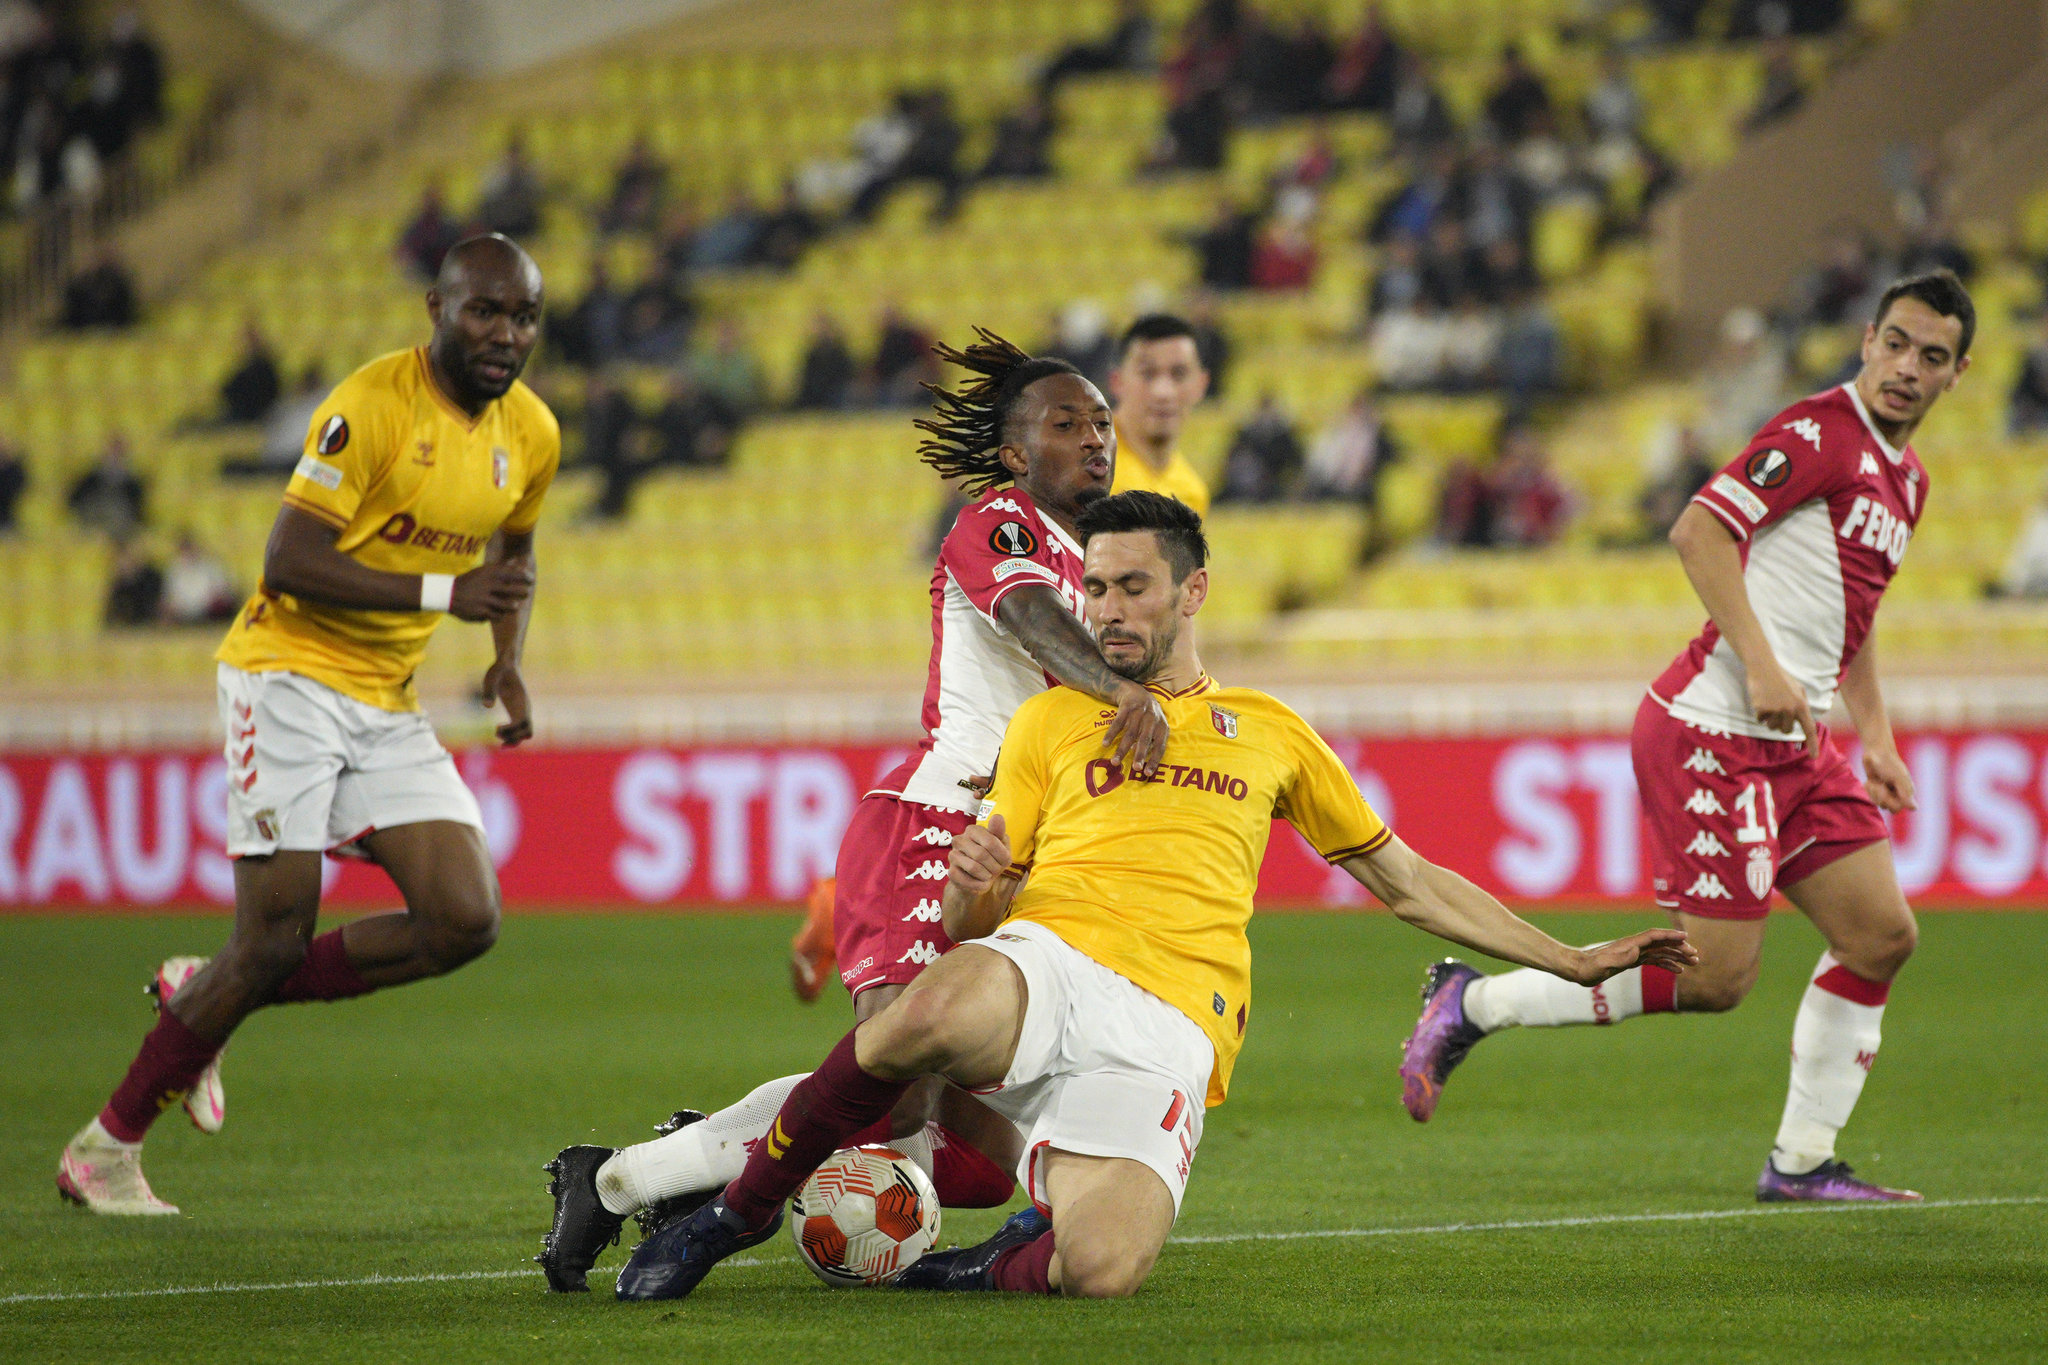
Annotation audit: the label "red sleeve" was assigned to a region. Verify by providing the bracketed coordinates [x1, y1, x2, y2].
[1689, 401, 1858, 542]
[939, 500, 1067, 624]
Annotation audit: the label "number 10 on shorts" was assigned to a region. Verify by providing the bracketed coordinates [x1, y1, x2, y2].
[1733, 780, 1778, 845]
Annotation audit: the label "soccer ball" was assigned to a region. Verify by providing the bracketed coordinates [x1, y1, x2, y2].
[790, 1145, 941, 1287]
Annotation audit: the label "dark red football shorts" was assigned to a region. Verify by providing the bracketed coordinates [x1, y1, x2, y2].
[1634, 693, 1889, 921]
[833, 789, 975, 999]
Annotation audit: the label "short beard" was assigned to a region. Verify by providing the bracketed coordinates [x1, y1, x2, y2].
[1103, 614, 1179, 684]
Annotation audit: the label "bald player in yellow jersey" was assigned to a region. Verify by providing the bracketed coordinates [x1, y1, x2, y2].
[60, 234, 558, 1216]
[1108, 313, 1210, 516]
[605, 491, 1696, 1304]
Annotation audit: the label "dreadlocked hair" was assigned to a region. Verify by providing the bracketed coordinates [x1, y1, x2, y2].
[914, 328, 1082, 496]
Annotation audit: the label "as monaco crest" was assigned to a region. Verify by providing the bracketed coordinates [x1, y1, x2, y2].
[1746, 846, 1774, 900]
[1209, 705, 1238, 739]
[491, 446, 510, 490]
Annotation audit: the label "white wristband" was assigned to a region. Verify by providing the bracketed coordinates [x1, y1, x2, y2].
[420, 573, 455, 612]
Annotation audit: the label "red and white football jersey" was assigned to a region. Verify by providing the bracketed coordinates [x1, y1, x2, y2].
[1652, 383, 1929, 744]
[882, 486, 1087, 813]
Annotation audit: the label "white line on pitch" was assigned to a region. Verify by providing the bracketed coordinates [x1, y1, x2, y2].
[5, 1197, 2040, 1308]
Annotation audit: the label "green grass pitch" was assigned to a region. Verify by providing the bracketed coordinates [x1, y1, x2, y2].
[1, 909, 2042, 1363]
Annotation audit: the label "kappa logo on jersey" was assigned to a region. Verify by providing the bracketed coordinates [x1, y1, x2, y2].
[1210, 704, 1239, 739]
[1838, 495, 1910, 567]
[316, 414, 349, 455]
[1685, 830, 1732, 857]
[911, 826, 954, 846]
[1683, 788, 1727, 816]
[1746, 846, 1775, 900]
[903, 898, 944, 923]
[1786, 417, 1824, 448]
[897, 940, 941, 966]
[1746, 447, 1791, 489]
[492, 445, 510, 490]
[907, 859, 949, 881]
[989, 520, 1038, 556]
[1859, 451, 1881, 478]
[983, 497, 1025, 517]
[1682, 747, 1726, 775]
[1686, 872, 1734, 900]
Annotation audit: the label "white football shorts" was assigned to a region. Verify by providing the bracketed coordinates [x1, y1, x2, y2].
[217, 663, 483, 860]
[967, 919, 1214, 1218]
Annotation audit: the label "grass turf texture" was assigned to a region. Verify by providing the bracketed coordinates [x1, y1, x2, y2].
[1, 910, 2042, 1364]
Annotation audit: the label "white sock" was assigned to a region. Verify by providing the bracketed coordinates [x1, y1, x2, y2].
[82, 1117, 139, 1151]
[595, 1073, 806, 1216]
[1772, 952, 1886, 1174]
[887, 1125, 936, 1184]
[1463, 961, 1646, 1032]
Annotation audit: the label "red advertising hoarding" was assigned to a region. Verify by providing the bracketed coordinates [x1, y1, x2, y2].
[2, 732, 2045, 909]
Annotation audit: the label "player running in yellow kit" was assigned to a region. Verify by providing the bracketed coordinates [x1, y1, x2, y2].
[59, 234, 557, 1215]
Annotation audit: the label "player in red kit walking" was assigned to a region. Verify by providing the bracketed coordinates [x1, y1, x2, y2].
[538, 331, 1173, 1290]
[1402, 271, 1973, 1202]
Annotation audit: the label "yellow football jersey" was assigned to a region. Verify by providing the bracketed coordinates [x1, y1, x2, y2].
[984, 677, 1388, 1106]
[1110, 425, 1210, 517]
[216, 348, 560, 711]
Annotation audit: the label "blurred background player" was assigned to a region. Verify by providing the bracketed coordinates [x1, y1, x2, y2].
[58, 235, 557, 1215]
[1402, 271, 1974, 1203]
[608, 491, 1693, 1302]
[538, 332, 1175, 1291]
[1107, 313, 1211, 515]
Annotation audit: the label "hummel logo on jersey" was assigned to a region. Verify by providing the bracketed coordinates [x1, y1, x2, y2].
[1685, 831, 1731, 857]
[911, 826, 954, 846]
[1787, 417, 1823, 448]
[1686, 873, 1733, 900]
[1683, 788, 1727, 816]
[1859, 451, 1881, 477]
[907, 859, 949, 881]
[1682, 747, 1726, 775]
[897, 940, 941, 966]
[903, 898, 944, 923]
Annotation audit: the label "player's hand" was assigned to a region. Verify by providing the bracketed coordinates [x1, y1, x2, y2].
[450, 559, 535, 622]
[482, 658, 532, 747]
[1862, 745, 1916, 813]
[1567, 928, 1698, 986]
[947, 815, 1010, 897]
[1106, 682, 1168, 779]
[1747, 663, 1819, 758]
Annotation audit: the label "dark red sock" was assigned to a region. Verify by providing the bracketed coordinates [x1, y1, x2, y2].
[990, 1228, 1057, 1293]
[929, 1125, 1016, 1208]
[99, 1009, 221, 1143]
[271, 929, 372, 1005]
[1641, 964, 1677, 1014]
[724, 1029, 909, 1229]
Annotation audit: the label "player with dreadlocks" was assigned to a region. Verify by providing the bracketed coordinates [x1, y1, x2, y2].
[538, 331, 1173, 1292]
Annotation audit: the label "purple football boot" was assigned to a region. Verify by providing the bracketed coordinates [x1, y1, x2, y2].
[1757, 1158, 1921, 1203]
[1400, 960, 1486, 1123]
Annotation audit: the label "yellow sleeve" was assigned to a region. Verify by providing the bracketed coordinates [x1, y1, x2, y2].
[282, 375, 400, 532]
[980, 694, 1056, 874]
[1274, 710, 1389, 863]
[503, 398, 560, 536]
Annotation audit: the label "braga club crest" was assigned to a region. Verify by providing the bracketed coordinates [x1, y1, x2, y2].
[1210, 705, 1238, 739]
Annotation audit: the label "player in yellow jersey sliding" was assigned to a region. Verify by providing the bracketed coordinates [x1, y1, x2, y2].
[60, 234, 558, 1215]
[606, 490, 1696, 1301]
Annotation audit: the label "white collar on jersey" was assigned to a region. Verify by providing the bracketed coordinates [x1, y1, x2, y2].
[1840, 382, 1904, 465]
[1041, 510, 1083, 559]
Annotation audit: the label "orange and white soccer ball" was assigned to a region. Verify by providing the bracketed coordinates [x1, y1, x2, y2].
[790, 1145, 941, 1287]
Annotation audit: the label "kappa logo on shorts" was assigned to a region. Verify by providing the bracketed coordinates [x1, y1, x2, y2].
[1746, 846, 1775, 900]
[1686, 872, 1733, 900]
[1683, 788, 1727, 816]
[989, 520, 1039, 556]
[897, 940, 941, 966]
[839, 955, 876, 985]
[911, 826, 954, 846]
[1682, 747, 1726, 775]
[1685, 830, 1732, 857]
[903, 898, 944, 923]
[907, 859, 949, 881]
[316, 414, 349, 455]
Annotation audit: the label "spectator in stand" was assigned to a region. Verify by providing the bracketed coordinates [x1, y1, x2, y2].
[1235, 12, 1332, 122]
[59, 247, 138, 329]
[1371, 298, 1448, 391]
[1637, 425, 1716, 541]
[1583, 49, 1641, 143]
[619, 263, 695, 364]
[1046, 301, 1117, 391]
[2011, 314, 2048, 435]
[106, 10, 165, 130]
[1216, 392, 1304, 503]
[159, 532, 236, 625]
[752, 180, 820, 271]
[217, 321, 281, 425]
[1421, 216, 1482, 308]
[1152, 0, 1240, 171]
[1991, 475, 2048, 598]
[583, 373, 643, 521]
[1038, 0, 1156, 97]
[557, 260, 625, 369]
[1701, 306, 1789, 451]
[1795, 223, 1882, 325]
[1250, 186, 1318, 290]
[1743, 37, 1806, 132]
[793, 313, 857, 410]
[0, 435, 25, 532]
[655, 204, 700, 279]
[691, 319, 764, 415]
[1368, 232, 1427, 316]
[1184, 290, 1232, 398]
[1388, 52, 1455, 152]
[652, 372, 739, 470]
[1192, 197, 1257, 289]
[1370, 144, 1458, 244]
[1489, 423, 1571, 547]
[104, 536, 162, 628]
[68, 434, 145, 536]
[980, 98, 1055, 181]
[1495, 276, 1562, 400]
[868, 305, 937, 406]
[691, 190, 766, 270]
[1281, 123, 1340, 191]
[474, 133, 545, 238]
[1304, 387, 1398, 505]
[852, 89, 965, 222]
[1441, 296, 1503, 391]
[1897, 215, 1974, 282]
[1482, 44, 1552, 144]
[601, 133, 668, 235]
[1462, 140, 1533, 255]
[396, 183, 465, 281]
[1324, 5, 1401, 113]
[245, 364, 327, 474]
[1434, 457, 1494, 546]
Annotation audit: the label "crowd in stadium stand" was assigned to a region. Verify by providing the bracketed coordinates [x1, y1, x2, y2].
[1, 3, 163, 218]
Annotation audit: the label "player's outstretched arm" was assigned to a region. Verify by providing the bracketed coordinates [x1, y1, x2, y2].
[481, 529, 537, 747]
[262, 507, 534, 621]
[1839, 637, 1914, 812]
[941, 816, 1023, 942]
[997, 584, 1168, 777]
[1341, 834, 1698, 986]
[1670, 503, 1818, 756]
